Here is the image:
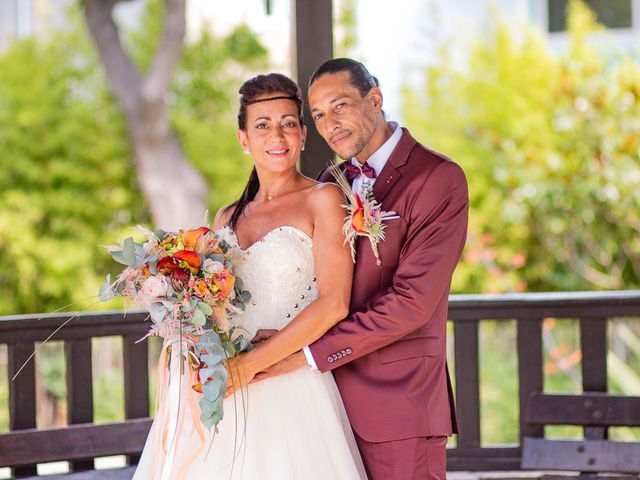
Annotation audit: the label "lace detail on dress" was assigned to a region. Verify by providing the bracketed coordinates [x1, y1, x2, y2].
[216, 226, 318, 335]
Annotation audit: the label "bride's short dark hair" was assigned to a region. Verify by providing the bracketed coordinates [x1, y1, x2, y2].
[228, 73, 304, 229]
[237, 73, 304, 130]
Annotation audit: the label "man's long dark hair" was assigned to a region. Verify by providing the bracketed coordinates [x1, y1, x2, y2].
[227, 73, 304, 230]
[309, 58, 379, 96]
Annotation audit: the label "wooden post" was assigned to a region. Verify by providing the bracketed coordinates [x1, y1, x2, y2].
[8, 342, 38, 477]
[517, 318, 544, 440]
[292, 0, 334, 178]
[454, 321, 481, 447]
[65, 338, 94, 471]
[580, 317, 608, 440]
[123, 335, 150, 465]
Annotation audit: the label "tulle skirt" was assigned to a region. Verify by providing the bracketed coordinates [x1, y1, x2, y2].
[132, 342, 367, 480]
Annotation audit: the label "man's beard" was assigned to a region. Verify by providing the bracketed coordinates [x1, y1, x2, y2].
[336, 140, 369, 160]
[336, 132, 371, 160]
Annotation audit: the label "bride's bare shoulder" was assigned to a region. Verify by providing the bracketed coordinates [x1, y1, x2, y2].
[213, 204, 235, 230]
[309, 181, 343, 204]
[306, 182, 345, 220]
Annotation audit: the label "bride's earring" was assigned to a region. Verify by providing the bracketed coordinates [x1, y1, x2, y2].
[301, 143, 305, 151]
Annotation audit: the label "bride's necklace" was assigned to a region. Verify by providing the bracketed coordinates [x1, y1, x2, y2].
[261, 175, 296, 202]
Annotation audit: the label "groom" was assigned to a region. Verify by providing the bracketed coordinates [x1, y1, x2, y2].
[257, 58, 468, 479]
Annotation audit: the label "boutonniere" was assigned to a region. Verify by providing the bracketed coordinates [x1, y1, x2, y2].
[330, 164, 397, 266]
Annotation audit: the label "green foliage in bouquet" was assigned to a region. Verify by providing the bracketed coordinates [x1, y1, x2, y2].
[195, 329, 252, 431]
[405, 0, 640, 293]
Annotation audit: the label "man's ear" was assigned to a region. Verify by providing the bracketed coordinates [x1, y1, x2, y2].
[368, 87, 384, 112]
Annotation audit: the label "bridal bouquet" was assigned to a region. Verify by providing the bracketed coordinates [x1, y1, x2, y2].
[99, 226, 252, 430]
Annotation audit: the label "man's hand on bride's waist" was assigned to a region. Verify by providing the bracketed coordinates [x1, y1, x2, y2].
[251, 329, 279, 345]
[252, 351, 307, 383]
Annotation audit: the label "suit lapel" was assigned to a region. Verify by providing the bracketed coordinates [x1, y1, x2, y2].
[372, 128, 416, 203]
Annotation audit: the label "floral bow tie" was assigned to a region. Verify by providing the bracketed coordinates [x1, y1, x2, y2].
[343, 161, 377, 183]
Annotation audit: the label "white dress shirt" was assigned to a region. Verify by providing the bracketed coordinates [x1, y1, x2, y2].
[303, 122, 403, 370]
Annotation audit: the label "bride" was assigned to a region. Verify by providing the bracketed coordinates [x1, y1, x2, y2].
[132, 73, 367, 479]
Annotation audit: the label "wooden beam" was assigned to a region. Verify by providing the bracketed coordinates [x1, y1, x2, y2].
[0, 418, 152, 468]
[447, 446, 521, 471]
[522, 437, 640, 473]
[526, 392, 640, 427]
[292, 0, 334, 178]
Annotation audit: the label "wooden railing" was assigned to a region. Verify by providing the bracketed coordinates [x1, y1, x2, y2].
[1, 291, 639, 477]
[447, 290, 640, 471]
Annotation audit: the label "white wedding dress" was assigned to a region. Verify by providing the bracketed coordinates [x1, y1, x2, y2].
[133, 226, 367, 480]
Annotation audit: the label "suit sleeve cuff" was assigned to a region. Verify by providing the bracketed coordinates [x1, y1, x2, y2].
[302, 346, 318, 370]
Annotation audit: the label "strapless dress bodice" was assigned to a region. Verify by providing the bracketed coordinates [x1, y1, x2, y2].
[216, 225, 318, 336]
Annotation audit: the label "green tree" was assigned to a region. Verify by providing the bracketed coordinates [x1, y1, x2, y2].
[0, 28, 143, 315]
[0, 6, 267, 317]
[0, 5, 268, 428]
[405, 0, 640, 293]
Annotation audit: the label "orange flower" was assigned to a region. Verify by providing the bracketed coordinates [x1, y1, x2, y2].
[192, 361, 206, 393]
[142, 264, 152, 277]
[183, 227, 211, 251]
[193, 279, 209, 298]
[157, 256, 177, 275]
[351, 194, 366, 233]
[213, 269, 236, 299]
[174, 250, 202, 274]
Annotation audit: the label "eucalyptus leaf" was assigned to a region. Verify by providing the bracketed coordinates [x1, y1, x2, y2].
[200, 413, 215, 431]
[218, 240, 230, 252]
[192, 307, 206, 326]
[98, 275, 114, 301]
[110, 249, 128, 265]
[132, 244, 147, 267]
[199, 398, 218, 417]
[234, 335, 253, 352]
[149, 302, 168, 324]
[208, 253, 225, 264]
[182, 297, 198, 312]
[199, 367, 215, 381]
[197, 330, 223, 348]
[201, 348, 226, 367]
[122, 237, 136, 266]
[147, 255, 158, 275]
[232, 300, 246, 311]
[197, 301, 213, 316]
[155, 229, 166, 241]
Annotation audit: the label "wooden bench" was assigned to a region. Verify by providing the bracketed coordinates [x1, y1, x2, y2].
[521, 392, 640, 477]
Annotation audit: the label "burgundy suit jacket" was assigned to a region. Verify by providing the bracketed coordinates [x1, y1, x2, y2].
[310, 128, 468, 442]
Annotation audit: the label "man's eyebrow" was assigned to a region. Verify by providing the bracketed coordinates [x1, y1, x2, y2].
[311, 96, 347, 113]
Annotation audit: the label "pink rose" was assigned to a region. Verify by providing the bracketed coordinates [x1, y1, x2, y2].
[136, 276, 170, 307]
